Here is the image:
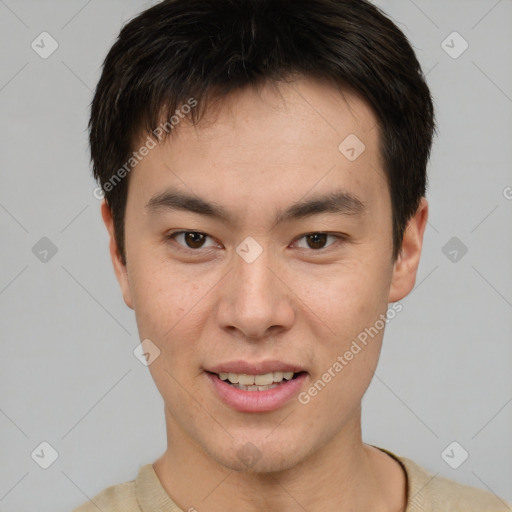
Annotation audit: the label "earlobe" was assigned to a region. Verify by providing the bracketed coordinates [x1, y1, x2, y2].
[100, 200, 134, 310]
[388, 198, 429, 303]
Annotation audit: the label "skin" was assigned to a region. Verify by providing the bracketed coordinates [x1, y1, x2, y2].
[101, 76, 428, 512]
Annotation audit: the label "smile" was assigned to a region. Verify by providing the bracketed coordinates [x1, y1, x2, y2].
[218, 371, 297, 390]
[207, 371, 308, 412]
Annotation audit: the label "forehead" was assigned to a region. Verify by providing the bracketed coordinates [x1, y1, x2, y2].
[167, 77, 380, 158]
[128, 77, 388, 222]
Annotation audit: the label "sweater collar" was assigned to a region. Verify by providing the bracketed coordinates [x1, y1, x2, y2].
[136, 446, 434, 512]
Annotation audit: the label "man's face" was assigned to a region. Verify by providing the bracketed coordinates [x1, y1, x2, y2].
[104, 78, 423, 473]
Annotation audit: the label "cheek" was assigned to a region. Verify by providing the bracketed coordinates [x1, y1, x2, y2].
[297, 265, 388, 417]
[129, 263, 207, 404]
[294, 257, 391, 335]
[128, 256, 206, 356]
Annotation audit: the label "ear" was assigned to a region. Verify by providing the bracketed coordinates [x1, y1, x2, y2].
[388, 197, 429, 302]
[100, 200, 134, 309]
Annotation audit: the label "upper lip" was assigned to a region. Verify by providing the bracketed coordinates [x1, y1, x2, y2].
[206, 360, 306, 375]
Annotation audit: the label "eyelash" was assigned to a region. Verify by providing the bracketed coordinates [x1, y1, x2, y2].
[165, 231, 347, 253]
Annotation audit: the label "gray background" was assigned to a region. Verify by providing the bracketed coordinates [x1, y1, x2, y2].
[0, 0, 511, 510]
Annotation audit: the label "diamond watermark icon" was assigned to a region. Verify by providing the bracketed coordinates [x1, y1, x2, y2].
[441, 441, 469, 469]
[236, 236, 263, 263]
[237, 442, 262, 468]
[441, 31, 468, 59]
[32, 237, 58, 263]
[338, 134, 366, 161]
[134, 338, 161, 366]
[442, 237, 468, 263]
[31, 32, 59, 59]
[31, 441, 59, 469]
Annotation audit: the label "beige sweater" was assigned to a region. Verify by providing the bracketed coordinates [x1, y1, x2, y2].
[73, 447, 511, 511]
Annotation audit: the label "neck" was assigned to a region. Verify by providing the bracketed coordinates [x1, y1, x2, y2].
[153, 406, 407, 512]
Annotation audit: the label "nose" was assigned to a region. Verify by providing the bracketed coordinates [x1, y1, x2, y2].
[216, 243, 296, 341]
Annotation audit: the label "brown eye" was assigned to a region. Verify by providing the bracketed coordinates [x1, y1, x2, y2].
[167, 231, 216, 250]
[305, 233, 329, 249]
[294, 233, 343, 251]
[183, 232, 206, 249]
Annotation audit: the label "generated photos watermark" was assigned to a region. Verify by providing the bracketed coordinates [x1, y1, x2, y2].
[298, 302, 403, 405]
[93, 97, 198, 200]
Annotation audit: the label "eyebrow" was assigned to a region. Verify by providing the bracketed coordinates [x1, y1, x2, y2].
[144, 188, 365, 225]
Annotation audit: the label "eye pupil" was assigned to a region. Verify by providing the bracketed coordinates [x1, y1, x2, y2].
[307, 233, 328, 249]
[185, 232, 205, 248]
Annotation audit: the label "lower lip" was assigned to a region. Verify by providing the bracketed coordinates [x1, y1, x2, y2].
[207, 372, 308, 412]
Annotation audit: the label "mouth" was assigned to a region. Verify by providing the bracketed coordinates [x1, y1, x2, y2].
[207, 370, 307, 391]
[205, 370, 309, 412]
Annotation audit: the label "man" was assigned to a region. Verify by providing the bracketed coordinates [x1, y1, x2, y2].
[75, 0, 511, 510]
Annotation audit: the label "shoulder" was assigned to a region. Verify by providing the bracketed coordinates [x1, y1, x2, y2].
[72, 475, 139, 512]
[71, 463, 182, 512]
[396, 453, 512, 511]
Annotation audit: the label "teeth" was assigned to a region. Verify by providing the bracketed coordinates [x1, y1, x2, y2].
[274, 371, 284, 381]
[254, 373, 274, 386]
[231, 383, 281, 391]
[218, 370, 298, 386]
[238, 374, 256, 386]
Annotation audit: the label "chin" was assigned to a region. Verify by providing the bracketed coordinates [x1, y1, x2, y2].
[219, 453, 302, 475]
[206, 436, 308, 474]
